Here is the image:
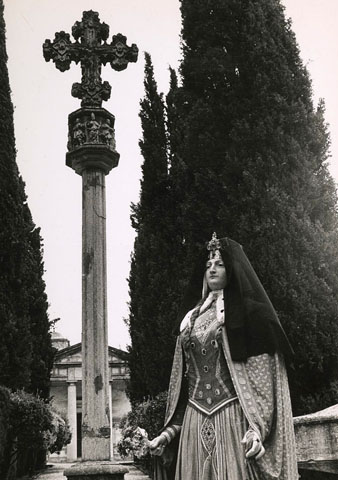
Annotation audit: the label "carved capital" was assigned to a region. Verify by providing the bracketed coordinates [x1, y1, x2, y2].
[67, 107, 117, 151]
[66, 108, 120, 175]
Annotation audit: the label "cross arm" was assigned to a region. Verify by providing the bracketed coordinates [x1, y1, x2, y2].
[109, 33, 138, 72]
[43, 31, 82, 72]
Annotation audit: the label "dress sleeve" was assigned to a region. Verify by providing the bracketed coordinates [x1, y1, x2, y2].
[221, 328, 298, 478]
[244, 353, 276, 441]
[161, 358, 188, 444]
[160, 328, 191, 445]
[160, 389, 186, 444]
[222, 327, 276, 442]
[242, 353, 298, 479]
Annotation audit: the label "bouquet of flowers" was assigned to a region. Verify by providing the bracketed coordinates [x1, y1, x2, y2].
[131, 427, 150, 458]
[118, 426, 150, 459]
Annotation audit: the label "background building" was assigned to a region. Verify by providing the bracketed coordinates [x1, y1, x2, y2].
[50, 331, 131, 461]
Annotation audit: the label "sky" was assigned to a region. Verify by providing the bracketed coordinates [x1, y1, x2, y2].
[4, 0, 338, 349]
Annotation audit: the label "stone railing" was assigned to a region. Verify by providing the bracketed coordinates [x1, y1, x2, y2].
[295, 404, 338, 475]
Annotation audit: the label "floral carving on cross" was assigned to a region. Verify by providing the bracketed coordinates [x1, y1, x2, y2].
[43, 10, 138, 107]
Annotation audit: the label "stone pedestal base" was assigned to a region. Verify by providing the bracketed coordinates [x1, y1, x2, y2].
[64, 462, 128, 480]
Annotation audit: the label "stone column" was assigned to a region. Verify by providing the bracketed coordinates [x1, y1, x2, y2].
[67, 382, 78, 461]
[66, 108, 120, 464]
[81, 168, 110, 460]
[109, 381, 113, 460]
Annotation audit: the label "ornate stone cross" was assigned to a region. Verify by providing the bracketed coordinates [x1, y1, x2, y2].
[43, 10, 138, 107]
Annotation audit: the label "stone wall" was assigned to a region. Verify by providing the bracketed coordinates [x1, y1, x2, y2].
[295, 404, 338, 475]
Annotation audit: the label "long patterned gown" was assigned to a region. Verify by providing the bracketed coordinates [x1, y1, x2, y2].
[157, 288, 299, 480]
[168, 296, 259, 479]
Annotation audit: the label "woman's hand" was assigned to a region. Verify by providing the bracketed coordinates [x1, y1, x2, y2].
[149, 434, 167, 456]
[241, 430, 265, 459]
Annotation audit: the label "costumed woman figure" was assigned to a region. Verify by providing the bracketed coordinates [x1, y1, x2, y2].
[150, 234, 298, 480]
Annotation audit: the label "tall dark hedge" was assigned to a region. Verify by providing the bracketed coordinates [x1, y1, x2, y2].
[0, 0, 54, 397]
[127, 53, 185, 402]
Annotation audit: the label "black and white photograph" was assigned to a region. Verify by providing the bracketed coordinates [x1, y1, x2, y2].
[1, 1, 338, 479]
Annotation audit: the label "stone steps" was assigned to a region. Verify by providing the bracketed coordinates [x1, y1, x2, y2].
[32, 462, 151, 480]
[124, 465, 151, 479]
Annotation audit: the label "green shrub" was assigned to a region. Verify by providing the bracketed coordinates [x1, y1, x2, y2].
[48, 411, 71, 454]
[9, 390, 54, 452]
[1, 390, 71, 478]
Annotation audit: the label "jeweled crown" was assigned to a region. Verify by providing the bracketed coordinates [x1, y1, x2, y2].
[207, 232, 222, 259]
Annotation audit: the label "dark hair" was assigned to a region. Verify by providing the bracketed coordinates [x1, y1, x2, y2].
[187, 294, 208, 338]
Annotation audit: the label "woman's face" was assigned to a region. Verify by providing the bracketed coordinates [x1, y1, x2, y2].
[205, 257, 227, 291]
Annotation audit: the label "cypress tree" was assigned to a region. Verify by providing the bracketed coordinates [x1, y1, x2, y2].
[175, 0, 338, 415]
[0, 0, 31, 389]
[0, 0, 53, 397]
[26, 221, 54, 398]
[128, 53, 179, 402]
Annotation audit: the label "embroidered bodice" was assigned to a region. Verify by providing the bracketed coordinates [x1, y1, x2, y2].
[181, 300, 237, 415]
